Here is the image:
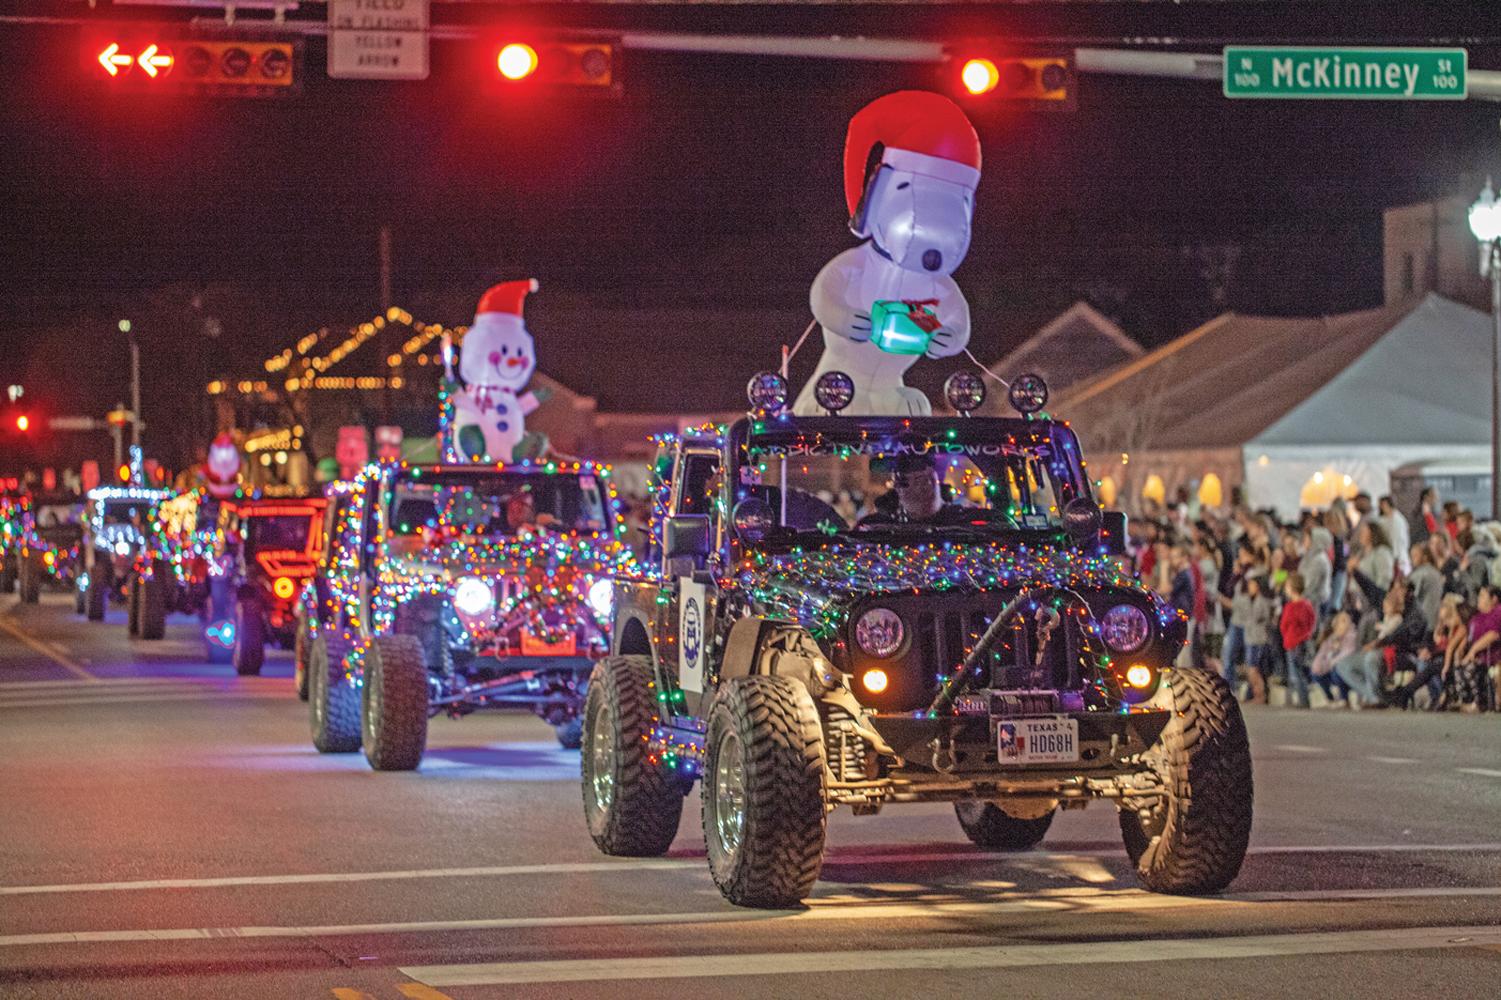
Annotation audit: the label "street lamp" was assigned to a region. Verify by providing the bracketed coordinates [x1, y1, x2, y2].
[1469, 179, 1501, 519]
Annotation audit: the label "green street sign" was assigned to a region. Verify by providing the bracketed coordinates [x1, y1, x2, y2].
[1224, 46, 1467, 100]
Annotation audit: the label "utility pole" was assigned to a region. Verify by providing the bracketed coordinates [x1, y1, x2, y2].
[379, 224, 394, 424]
[120, 319, 141, 449]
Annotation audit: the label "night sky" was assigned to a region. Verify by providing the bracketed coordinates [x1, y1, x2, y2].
[4, 0, 1501, 467]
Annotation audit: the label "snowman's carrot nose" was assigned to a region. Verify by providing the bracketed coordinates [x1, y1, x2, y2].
[505, 356, 523, 368]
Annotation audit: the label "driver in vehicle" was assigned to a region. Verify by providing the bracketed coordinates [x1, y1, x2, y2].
[858, 454, 975, 528]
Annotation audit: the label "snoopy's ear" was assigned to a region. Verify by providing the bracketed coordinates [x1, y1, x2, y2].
[849, 162, 890, 238]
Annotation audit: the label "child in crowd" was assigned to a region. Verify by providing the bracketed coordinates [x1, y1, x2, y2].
[1280, 572, 1317, 708]
[1311, 611, 1358, 707]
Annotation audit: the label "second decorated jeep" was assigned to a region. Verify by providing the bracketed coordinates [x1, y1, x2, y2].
[302, 460, 634, 769]
[581, 372, 1253, 908]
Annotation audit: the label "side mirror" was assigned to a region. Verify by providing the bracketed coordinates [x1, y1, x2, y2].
[1100, 510, 1128, 556]
[1062, 497, 1103, 548]
[664, 514, 712, 569]
[732, 498, 774, 544]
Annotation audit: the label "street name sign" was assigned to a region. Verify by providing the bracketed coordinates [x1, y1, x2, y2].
[328, 0, 429, 81]
[1224, 47, 1467, 100]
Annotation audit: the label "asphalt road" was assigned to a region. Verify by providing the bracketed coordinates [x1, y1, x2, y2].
[2, 593, 1501, 999]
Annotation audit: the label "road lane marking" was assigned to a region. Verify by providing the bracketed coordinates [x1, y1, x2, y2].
[1366, 756, 1420, 765]
[0, 691, 289, 709]
[10, 842, 1501, 896]
[396, 985, 457, 1000]
[6, 887, 1501, 949]
[1271, 744, 1326, 753]
[398, 925, 1501, 986]
[330, 991, 377, 1000]
[0, 617, 96, 682]
[0, 676, 286, 691]
[1457, 767, 1501, 779]
[0, 860, 701, 895]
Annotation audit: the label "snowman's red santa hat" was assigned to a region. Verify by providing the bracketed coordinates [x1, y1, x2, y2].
[843, 90, 982, 217]
[474, 278, 539, 319]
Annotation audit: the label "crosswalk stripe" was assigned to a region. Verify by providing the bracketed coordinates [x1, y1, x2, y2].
[396, 985, 456, 1000]
[4, 886, 1501, 949]
[9, 842, 1501, 897]
[399, 925, 1501, 986]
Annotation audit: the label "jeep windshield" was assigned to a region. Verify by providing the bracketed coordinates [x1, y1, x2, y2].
[387, 469, 608, 543]
[733, 417, 1092, 547]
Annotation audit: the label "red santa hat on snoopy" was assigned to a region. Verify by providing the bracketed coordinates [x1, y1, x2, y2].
[843, 90, 982, 218]
[475, 278, 539, 320]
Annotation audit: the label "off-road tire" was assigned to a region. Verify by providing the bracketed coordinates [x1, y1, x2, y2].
[85, 570, 107, 621]
[233, 600, 266, 676]
[581, 655, 685, 856]
[310, 634, 361, 753]
[0, 556, 15, 594]
[554, 715, 584, 749]
[361, 633, 430, 771]
[18, 556, 40, 604]
[703, 675, 827, 908]
[1119, 668, 1253, 894]
[74, 583, 85, 615]
[137, 575, 166, 640]
[294, 620, 312, 701]
[954, 801, 1056, 850]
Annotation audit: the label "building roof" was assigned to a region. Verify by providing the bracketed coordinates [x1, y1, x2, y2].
[1057, 293, 1486, 452]
[986, 300, 1142, 394]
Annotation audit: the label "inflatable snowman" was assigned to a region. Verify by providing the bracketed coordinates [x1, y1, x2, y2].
[203, 433, 241, 499]
[793, 91, 982, 417]
[444, 279, 548, 463]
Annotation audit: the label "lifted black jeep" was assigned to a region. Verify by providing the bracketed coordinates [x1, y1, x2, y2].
[582, 393, 1252, 908]
[303, 461, 631, 769]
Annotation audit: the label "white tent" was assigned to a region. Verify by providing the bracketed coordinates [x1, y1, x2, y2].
[1057, 293, 1491, 517]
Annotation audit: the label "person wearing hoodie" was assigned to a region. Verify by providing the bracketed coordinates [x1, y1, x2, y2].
[1311, 611, 1358, 706]
[1299, 525, 1333, 621]
[1458, 525, 1498, 603]
[1407, 542, 1443, 636]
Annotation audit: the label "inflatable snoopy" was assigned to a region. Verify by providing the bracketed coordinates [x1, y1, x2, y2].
[443, 279, 548, 463]
[793, 91, 982, 417]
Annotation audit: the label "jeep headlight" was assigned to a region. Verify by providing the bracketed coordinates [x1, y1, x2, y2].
[587, 578, 614, 620]
[1101, 604, 1150, 653]
[855, 608, 904, 658]
[453, 576, 494, 617]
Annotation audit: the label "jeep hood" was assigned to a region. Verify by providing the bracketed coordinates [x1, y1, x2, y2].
[738, 541, 1165, 639]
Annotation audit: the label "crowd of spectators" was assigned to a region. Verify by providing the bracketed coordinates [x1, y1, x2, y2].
[1138, 485, 1500, 712]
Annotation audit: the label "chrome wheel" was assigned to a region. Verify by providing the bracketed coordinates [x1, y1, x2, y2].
[589, 700, 615, 813]
[711, 729, 747, 858]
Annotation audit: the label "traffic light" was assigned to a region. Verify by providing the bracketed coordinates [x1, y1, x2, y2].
[953, 52, 1074, 107]
[494, 41, 617, 90]
[14, 414, 28, 433]
[85, 32, 301, 96]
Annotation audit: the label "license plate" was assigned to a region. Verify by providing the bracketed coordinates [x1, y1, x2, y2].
[997, 717, 1079, 764]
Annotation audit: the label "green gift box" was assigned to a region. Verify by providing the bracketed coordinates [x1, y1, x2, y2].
[870, 299, 940, 355]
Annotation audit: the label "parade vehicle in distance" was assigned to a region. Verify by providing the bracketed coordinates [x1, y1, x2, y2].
[580, 370, 1254, 909]
[141, 490, 327, 672]
[302, 460, 634, 769]
[78, 484, 173, 623]
[0, 491, 85, 604]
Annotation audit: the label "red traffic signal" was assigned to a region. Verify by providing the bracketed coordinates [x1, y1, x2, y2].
[954, 53, 1073, 106]
[495, 41, 615, 88]
[14, 414, 29, 432]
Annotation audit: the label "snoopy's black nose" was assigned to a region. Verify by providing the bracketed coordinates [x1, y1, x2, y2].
[922, 249, 942, 271]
